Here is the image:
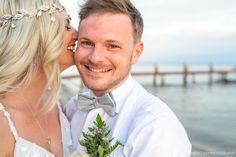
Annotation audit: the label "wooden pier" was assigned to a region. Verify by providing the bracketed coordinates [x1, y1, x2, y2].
[62, 64, 236, 86]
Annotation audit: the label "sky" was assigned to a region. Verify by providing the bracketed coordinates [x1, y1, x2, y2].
[60, 0, 236, 65]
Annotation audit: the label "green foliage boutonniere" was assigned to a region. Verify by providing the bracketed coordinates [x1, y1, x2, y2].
[79, 114, 123, 157]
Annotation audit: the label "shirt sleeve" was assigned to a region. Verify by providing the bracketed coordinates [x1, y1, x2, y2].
[123, 115, 192, 157]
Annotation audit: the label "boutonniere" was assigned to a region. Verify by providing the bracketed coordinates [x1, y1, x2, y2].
[71, 114, 123, 157]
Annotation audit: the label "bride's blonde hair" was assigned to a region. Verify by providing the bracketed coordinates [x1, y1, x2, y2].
[0, 0, 66, 113]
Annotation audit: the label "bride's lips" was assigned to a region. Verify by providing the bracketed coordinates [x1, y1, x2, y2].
[67, 44, 76, 52]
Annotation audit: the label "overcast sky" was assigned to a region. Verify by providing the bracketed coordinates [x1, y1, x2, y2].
[60, 0, 236, 65]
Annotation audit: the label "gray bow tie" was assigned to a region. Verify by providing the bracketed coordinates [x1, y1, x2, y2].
[77, 93, 116, 117]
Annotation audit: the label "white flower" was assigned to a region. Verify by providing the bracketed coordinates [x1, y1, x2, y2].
[69, 150, 90, 157]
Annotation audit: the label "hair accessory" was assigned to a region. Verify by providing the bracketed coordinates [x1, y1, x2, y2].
[0, 3, 64, 29]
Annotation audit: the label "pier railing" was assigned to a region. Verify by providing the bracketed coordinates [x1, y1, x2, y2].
[62, 64, 236, 86]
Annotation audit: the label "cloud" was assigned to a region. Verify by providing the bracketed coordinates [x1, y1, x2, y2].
[134, 0, 236, 64]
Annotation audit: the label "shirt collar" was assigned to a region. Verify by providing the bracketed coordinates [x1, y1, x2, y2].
[111, 74, 135, 114]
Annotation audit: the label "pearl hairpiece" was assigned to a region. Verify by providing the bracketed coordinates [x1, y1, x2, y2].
[0, 3, 65, 29]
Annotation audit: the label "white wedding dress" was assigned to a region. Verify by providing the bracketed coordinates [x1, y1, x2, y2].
[0, 102, 72, 157]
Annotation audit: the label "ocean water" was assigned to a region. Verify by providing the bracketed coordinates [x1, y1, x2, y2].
[145, 84, 236, 157]
[61, 64, 236, 157]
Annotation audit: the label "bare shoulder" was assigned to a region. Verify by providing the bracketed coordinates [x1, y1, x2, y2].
[0, 113, 15, 156]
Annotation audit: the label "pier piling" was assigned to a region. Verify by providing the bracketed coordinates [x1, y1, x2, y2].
[183, 64, 188, 86]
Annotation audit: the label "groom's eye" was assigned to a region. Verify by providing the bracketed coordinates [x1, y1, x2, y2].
[108, 44, 120, 49]
[80, 40, 94, 48]
[106, 43, 121, 51]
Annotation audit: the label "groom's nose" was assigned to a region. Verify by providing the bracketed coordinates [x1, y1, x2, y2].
[88, 45, 105, 63]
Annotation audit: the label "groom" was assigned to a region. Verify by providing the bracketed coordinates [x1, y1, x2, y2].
[66, 0, 191, 156]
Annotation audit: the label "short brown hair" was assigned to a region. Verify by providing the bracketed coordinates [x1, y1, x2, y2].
[79, 0, 144, 42]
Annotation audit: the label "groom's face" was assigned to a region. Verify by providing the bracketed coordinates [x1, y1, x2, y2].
[75, 13, 143, 96]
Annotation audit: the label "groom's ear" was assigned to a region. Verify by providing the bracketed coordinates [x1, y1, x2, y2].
[132, 41, 143, 64]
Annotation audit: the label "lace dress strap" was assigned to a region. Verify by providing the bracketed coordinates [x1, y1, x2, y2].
[0, 103, 19, 140]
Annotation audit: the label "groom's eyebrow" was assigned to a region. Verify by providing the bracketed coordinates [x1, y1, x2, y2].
[106, 40, 122, 45]
[79, 37, 92, 41]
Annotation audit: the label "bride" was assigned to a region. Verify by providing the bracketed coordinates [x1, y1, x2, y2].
[0, 0, 77, 156]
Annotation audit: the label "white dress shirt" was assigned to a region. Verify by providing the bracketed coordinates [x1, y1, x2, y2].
[65, 75, 192, 157]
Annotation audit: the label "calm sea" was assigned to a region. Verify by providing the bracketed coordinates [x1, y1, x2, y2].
[61, 64, 236, 157]
[145, 84, 236, 157]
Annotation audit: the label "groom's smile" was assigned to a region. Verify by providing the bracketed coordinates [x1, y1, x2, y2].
[85, 65, 112, 73]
